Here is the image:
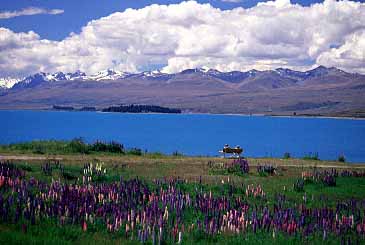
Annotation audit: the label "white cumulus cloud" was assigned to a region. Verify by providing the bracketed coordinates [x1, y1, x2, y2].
[317, 30, 365, 74]
[0, 0, 364, 78]
[0, 7, 64, 19]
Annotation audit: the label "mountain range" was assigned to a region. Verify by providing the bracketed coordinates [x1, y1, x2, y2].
[1, 66, 364, 117]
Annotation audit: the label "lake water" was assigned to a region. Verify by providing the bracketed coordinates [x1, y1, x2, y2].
[1, 110, 365, 163]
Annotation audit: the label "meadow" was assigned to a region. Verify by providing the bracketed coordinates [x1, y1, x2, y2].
[1, 141, 365, 244]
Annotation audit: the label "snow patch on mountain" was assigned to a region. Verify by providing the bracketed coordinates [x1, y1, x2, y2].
[88, 69, 131, 81]
[0, 77, 23, 89]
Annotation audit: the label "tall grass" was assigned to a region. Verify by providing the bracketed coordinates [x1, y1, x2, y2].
[0, 138, 125, 155]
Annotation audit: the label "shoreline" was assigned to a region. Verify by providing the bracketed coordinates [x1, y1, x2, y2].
[0, 143, 364, 164]
[0, 108, 365, 120]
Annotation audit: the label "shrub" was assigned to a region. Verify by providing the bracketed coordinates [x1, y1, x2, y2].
[257, 164, 276, 176]
[33, 145, 45, 154]
[90, 141, 108, 152]
[228, 158, 249, 175]
[228, 163, 243, 175]
[90, 141, 124, 154]
[108, 141, 124, 153]
[338, 155, 346, 162]
[172, 150, 183, 157]
[128, 148, 143, 156]
[67, 138, 89, 154]
[303, 152, 319, 161]
[1, 139, 128, 155]
[283, 152, 291, 159]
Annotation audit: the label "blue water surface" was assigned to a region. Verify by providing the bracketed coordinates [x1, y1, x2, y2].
[1, 110, 365, 163]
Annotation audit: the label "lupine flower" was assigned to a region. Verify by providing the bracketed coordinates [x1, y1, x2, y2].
[0, 161, 364, 243]
[82, 221, 87, 232]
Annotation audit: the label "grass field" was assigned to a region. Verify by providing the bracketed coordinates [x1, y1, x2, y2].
[1, 142, 365, 244]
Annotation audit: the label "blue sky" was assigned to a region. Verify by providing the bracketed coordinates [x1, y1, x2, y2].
[0, 0, 333, 40]
[0, 0, 364, 77]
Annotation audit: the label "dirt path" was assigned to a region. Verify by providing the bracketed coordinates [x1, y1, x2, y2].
[1, 154, 365, 169]
[273, 164, 365, 169]
[0, 155, 63, 161]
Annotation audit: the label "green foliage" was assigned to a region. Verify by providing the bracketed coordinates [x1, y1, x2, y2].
[227, 163, 245, 176]
[62, 171, 77, 181]
[303, 152, 320, 161]
[172, 150, 183, 157]
[147, 152, 166, 158]
[1, 140, 67, 154]
[259, 171, 269, 177]
[67, 138, 89, 154]
[1, 159, 365, 244]
[127, 148, 142, 156]
[338, 154, 346, 162]
[33, 145, 45, 154]
[89, 141, 124, 154]
[102, 104, 181, 114]
[208, 160, 250, 177]
[283, 152, 291, 159]
[0, 139, 127, 155]
[294, 178, 305, 192]
[93, 175, 107, 182]
[18, 162, 33, 172]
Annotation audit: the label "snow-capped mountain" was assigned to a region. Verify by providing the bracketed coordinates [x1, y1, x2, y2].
[46, 71, 92, 81]
[0, 77, 23, 89]
[2, 65, 359, 90]
[179, 67, 212, 75]
[11, 73, 50, 90]
[142, 70, 166, 77]
[1, 65, 364, 116]
[5, 70, 129, 89]
[88, 69, 131, 81]
[207, 70, 256, 83]
[275, 68, 308, 80]
[45, 71, 88, 81]
[66, 71, 88, 80]
[2, 71, 88, 90]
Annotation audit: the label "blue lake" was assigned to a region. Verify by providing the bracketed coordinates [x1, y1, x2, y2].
[1, 110, 365, 163]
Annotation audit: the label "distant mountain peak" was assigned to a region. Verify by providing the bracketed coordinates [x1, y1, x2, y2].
[305, 65, 344, 77]
[89, 69, 131, 81]
[315, 65, 328, 70]
[3, 65, 360, 90]
[142, 70, 166, 77]
[46, 72, 67, 81]
[309, 65, 344, 72]
[0, 77, 23, 89]
[66, 70, 87, 80]
[199, 66, 210, 73]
